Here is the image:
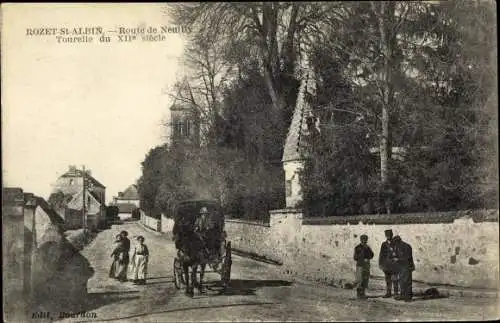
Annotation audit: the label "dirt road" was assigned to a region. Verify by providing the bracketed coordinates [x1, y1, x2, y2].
[54, 222, 498, 322]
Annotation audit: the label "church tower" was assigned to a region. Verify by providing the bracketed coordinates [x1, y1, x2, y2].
[169, 103, 201, 148]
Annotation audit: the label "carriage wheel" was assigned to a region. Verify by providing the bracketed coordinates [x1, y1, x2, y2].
[173, 258, 184, 289]
[221, 241, 232, 288]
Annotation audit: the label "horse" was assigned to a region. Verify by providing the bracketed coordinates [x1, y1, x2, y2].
[177, 230, 209, 297]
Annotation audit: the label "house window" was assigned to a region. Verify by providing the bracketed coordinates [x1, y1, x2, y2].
[286, 180, 292, 197]
[87, 196, 91, 206]
[69, 179, 74, 185]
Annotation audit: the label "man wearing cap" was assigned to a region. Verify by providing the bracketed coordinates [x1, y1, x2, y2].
[353, 234, 374, 299]
[393, 235, 415, 302]
[379, 229, 399, 298]
[195, 207, 210, 233]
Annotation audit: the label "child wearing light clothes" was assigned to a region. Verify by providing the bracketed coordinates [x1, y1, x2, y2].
[131, 236, 149, 285]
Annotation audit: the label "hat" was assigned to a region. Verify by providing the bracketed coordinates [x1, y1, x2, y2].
[384, 229, 393, 236]
[393, 235, 402, 242]
[199, 207, 209, 214]
[120, 230, 128, 237]
[137, 236, 145, 241]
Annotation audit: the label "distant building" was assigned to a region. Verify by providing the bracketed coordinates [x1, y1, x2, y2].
[112, 184, 140, 207]
[51, 165, 106, 203]
[65, 189, 103, 230]
[50, 165, 106, 230]
[112, 184, 140, 217]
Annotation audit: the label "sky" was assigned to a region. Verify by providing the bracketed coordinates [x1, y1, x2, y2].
[2, 4, 187, 202]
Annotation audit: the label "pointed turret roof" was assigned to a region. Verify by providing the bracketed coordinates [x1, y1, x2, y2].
[282, 69, 316, 163]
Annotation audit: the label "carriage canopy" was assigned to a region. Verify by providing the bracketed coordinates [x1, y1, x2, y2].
[172, 199, 224, 234]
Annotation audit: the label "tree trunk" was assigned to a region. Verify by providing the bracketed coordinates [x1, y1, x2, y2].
[374, 1, 395, 214]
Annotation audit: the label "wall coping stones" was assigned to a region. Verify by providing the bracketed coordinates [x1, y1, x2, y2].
[302, 209, 499, 225]
[225, 218, 271, 228]
[270, 208, 303, 215]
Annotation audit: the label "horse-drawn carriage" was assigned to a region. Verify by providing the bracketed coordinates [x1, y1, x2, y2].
[171, 199, 232, 296]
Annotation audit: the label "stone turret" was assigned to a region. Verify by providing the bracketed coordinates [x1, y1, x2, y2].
[282, 68, 317, 208]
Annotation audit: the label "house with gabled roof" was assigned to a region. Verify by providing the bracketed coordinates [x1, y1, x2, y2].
[112, 184, 140, 207]
[51, 165, 106, 203]
[112, 184, 140, 217]
[65, 189, 104, 230]
[50, 165, 106, 230]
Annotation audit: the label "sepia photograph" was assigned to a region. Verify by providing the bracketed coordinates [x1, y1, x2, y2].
[2, 2, 499, 322]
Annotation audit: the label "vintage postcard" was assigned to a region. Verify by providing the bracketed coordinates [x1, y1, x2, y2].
[2, 2, 499, 322]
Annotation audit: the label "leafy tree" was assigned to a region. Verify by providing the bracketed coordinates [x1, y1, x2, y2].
[301, 0, 497, 215]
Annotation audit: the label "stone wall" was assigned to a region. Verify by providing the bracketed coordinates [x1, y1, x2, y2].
[3, 188, 95, 319]
[3, 188, 26, 322]
[32, 224, 94, 312]
[225, 209, 499, 289]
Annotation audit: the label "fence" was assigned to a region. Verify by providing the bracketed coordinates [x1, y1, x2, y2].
[140, 209, 161, 232]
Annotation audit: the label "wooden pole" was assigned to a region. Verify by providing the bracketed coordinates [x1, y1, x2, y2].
[82, 165, 87, 231]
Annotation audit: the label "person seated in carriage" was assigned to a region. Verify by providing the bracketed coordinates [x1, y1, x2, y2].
[194, 206, 223, 260]
[172, 204, 224, 261]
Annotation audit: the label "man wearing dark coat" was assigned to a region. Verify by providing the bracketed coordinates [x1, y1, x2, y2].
[378, 229, 399, 298]
[393, 235, 415, 302]
[353, 234, 374, 299]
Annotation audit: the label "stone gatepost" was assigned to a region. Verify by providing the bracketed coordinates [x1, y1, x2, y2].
[2, 187, 27, 321]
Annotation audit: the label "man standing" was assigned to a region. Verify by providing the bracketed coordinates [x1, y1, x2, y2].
[378, 229, 399, 298]
[393, 235, 415, 302]
[353, 234, 374, 299]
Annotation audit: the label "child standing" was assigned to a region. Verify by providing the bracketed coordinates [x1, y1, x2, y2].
[131, 236, 149, 285]
[353, 234, 374, 299]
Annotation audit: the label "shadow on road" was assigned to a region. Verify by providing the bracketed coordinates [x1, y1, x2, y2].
[230, 279, 293, 288]
[366, 288, 449, 302]
[147, 276, 174, 280]
[411, 288, 450, 301]
[204, 279, 293, 296]
[146, 280, 175, 285]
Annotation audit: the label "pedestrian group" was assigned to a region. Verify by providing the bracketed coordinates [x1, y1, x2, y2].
[353, 229, 415, 301]
[107, 228, 415, 298]
[109, 230, 150, 285]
